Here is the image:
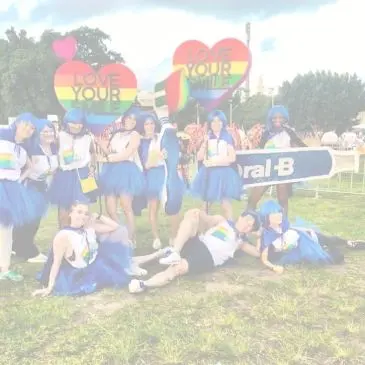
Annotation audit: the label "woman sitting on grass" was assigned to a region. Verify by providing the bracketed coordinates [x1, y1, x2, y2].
[33, 200, 171, 297]
[32, 199, 167, 297]
[259, 200, 365, 274]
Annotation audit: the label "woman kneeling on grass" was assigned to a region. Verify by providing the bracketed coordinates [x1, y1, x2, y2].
[32, 200, 159, 297]
[259, 200, 365, 274]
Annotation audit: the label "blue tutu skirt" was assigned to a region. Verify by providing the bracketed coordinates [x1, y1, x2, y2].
[37, 240, 131, 296]
[98, 161, 145, 197]
[145, 166, 165, 199]
[48, 166, 98, 209]
[191, 166, 241, 202]
[0, 180, 47, 227]
[273, 235, 334, 266]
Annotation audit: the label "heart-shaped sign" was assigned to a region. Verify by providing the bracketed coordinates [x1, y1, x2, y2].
[54, 61, 137, 134]
[52, 36, 77, 61]
[173, 38, 251, 110]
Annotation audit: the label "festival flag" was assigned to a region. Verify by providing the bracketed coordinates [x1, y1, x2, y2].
[154, 70, 189, 114]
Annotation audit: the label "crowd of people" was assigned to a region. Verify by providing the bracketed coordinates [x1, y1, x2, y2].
[1, 105, 364, 297]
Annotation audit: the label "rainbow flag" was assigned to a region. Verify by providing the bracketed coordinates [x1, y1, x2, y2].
[210, 225, 229, 241]
[0, 153, 15, 169]
[154, 70, 189, 114]
[62, 149, 74, 164]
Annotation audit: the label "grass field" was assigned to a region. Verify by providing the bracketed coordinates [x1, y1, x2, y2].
[2, 195, 365, 365]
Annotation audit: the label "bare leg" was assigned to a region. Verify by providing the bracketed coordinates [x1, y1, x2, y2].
[105, 195, 118, 222]
[148, 199, 160, 240]
[98, 226, 129, 244]
[169, 213, 180, 243]
[276, 184, 289, 215]
[0, 225, 13, 272]
[58, 208, 69, 228]
[143, 260, 189, 288]
[202, 201, 211, 213]
[120, 194, 136, 243]
[170, 210, 200, 253]
[133, 250, 165, 266]
[221, 199, 233, 220]
[247, 186, 269, 210]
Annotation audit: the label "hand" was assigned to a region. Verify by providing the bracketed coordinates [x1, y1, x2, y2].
[203, 159, 214, 167]
[94, 136, 106, 146]
[91, 212, 100, 220]
[160, 149, 168, 160]
[96, 154, 107, 163]
[272, 265, 284, 274]
[32, 287, 52, 297]
[89, 165, 96, 175]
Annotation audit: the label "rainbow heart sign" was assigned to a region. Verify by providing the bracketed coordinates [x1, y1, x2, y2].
[173, 38, 251, 110]
[54, 61, 137, 133]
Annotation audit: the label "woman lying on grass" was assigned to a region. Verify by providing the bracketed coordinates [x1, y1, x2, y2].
[32, 201, 164, 297]
[259, 200, 365, 274]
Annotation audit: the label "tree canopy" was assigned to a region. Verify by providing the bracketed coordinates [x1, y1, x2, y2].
[0, 27, 123, 124]
[277, 71, 365, 133]
[0, 26, 364, 133]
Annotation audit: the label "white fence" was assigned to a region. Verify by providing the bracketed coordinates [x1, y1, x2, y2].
[293, 152, 365, 197]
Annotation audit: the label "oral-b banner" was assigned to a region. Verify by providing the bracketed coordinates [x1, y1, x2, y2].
[236, 147, 359, 187]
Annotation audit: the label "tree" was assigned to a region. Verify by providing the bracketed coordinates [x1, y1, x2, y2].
[277, 71, 365, 132]
[0, 27, 124, 123]
[233, 93, 272, 129]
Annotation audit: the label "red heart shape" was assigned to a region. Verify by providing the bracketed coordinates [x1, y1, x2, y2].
[173, 38, 251, 110]
[54, 61, 137, 133]
[52, 36, 77, 61]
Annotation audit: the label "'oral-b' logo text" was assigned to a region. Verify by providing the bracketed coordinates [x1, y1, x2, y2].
[242, 157, 294, 179]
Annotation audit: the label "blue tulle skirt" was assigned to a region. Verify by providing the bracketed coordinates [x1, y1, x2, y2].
[271, 233, 334, 266]
[145, 166, 165, 199]
[37, 240, 131, 296]
[0, 180, 47, 227]
[48, 166, 98, 209]
[98, 161, 145, 197]
[191, 166, 241, 202]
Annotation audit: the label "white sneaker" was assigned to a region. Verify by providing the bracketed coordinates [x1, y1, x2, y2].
[152, 238, 162, 250]
[129, 279, 146, 294]
[156, 246, 173, 258]
[27, 253, 47, 263]
[125, 263, 148, 277]
[159, 251, 181, 265]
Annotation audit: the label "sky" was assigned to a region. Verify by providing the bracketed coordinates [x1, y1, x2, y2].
[0, 0, 363, 93]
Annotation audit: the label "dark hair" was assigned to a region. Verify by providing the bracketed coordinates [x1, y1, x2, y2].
[241, 210, 261, 231]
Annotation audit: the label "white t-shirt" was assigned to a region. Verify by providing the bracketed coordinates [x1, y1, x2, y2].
[28, 147, 58, 183]
[109, 132, 142, 169]
[58, 131, 92, 171]
[0, 140, 27, 181]
[62, 228, 98, 269]
[264, 131, 291, 149]
[200, 220, 239, 266]
[271, 229, 299, 252]
[207, 138, 230, 161]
